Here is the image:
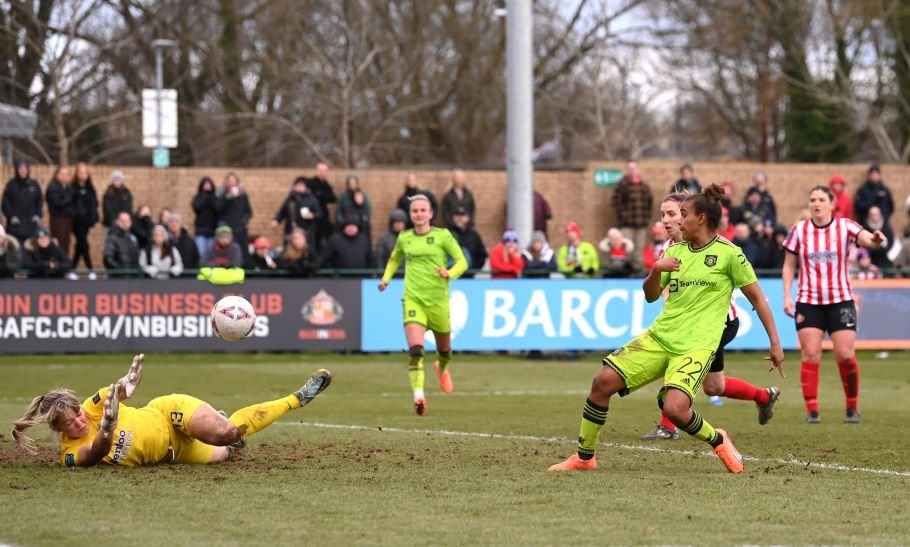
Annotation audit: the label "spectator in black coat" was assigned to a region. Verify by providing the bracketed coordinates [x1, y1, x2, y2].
[191, 176, 218, 257]
[0, 224, 22, 278]
[374, 208, 407, 271]
[71, 162, 99, 269]
[102, 170, 132, 229]
[2, 160, 43, 243]
[131, 205, 154, 250]
[201, 225, 243, 268]
[45, 165, 74, 255]
[271, 176, 322, 251]
[318, 216, 372, 270]
[24, 226, 73, 278]
[166, 212, 200, 269]
[305, 162, 337, 251]
[854, 163, 895, 226]
[335, 174, 372, 243]
[103, 212, 140, 274]
[741, 187, 775, 227]
[277, 228, 314, 277]
[397, 172, 438, 228]
[215, 172, 253, 262]
[731, 222, 761, 267]
[745, 171, 777, 225]
[441, 169, 475, 229]
[446, 206, 487, 276]
[668, 163, 702, 194]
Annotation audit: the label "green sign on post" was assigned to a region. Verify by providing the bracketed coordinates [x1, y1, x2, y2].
[593, 168, 623, 187]
[153, 147, 170, 168]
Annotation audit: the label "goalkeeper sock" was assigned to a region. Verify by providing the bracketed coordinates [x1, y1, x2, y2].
[836, 357, 859, 411]
[801, 361, 820, 415]
[408, 346, 425, 398]
[229, 394, 300, 439]
[722, 376, 769, 404]
[679, 409, 720, 446]
[577, 398, 609, 460]
[436, 350, 451, 372]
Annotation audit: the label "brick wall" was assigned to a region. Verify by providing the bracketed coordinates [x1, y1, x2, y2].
[4, 162, 909, 268]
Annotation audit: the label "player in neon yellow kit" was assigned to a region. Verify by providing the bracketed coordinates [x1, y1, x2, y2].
[379, 194, 468, 415]
[11, 354, 332, 467]
[549, 184, 785, 474]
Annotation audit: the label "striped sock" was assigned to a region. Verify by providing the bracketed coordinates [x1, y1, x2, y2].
[680, 409, 720, 447]
[577, 398, 609, 460]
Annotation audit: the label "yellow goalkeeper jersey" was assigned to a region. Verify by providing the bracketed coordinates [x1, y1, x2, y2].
[60, 386, 172, 468]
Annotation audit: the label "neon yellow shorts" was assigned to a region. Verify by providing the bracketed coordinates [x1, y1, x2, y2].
[402, 297, 450, 334]
[603, 329, 715, 405]
[147, 394, 215, 465]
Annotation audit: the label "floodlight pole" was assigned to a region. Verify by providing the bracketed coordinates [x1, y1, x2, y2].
[152, 39, 177, 155]
[506, 0, 533, 246]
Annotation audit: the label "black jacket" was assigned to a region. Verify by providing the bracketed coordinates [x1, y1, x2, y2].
[171, 227, 200, 269]
[274, 191, 323, 234]
[46, 180, 75, 218]
[131, 214, 154, 249]
[277, 253, 313, 277]
[2, 176, 43, 241]
[102, 186, 133, 228]
[192, 190, 218, 236]
[72, 180, 99, 227]
[448, 224, 487, 272]
[215, 191, 253, 236]
[854, 181, 895, 225]
[24, 242, 72, 278]
[103, 226, 140, 269]
[318, 231, 372, 270]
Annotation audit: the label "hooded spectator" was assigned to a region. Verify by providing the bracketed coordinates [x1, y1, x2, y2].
[191, 176, 218, 256]
[522, 230, 556, 277]
[215, 172, 253, 262]
[103, 211, 140, 274]
[489, 229, 525, 278]
[0, 224, 23, 278]
[441, 169, 476, 228]
[375, 208, 408, 271]
[278, 228, 314, 277]
[318, 215, 372, 270]
[201, 225, 243, 268]
[101, 170, 132, 228]
[335, 174, 372, 242]
[45, 165, 74, 254]
[446, 206, 487, 276]
[24, 225, 73, 278]
[71, 162, 99, 269]
[829, 173, 853, 220]
[271, 176, 323, 250]
[131, 204, 154, 249]
[854, 163, 894, 226]
[2, 160, 43, 243]
[140, 224, 183, 279]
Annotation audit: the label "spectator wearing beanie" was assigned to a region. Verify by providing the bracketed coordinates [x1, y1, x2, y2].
[102, 170, 132, 229]
[202, 225, 243, 268]
[247, 236, 277, 271]
[375, 208, 408, 271]
[522, 230, 556, 278]
[24, 225, 73, 278]
[829, 173, 853, 220]
[557, 222, 599, 278]
[489, 229, 525, 278]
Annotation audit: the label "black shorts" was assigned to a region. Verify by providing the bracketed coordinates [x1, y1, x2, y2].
[795, 301, 857, 334]
[710, 318, 740, 373]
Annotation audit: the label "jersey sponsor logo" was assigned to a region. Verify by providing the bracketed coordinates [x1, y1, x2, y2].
[111, 429, 133, 463]
[704, 255, 717, 267]
[807, 250, 838, 263]
[65, 453, 75, 467]
[92, 392, 101, 404]
[669, 278, 718, 293]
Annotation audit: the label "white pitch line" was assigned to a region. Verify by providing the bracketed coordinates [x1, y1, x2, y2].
[375, 389, 590, 398]
[278, 421, 910, 478]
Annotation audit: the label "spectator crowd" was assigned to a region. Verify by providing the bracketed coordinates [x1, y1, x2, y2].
[2, 159, 909, 281]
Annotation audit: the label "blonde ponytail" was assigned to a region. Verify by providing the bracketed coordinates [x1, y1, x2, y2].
[11, 389, 81, 455]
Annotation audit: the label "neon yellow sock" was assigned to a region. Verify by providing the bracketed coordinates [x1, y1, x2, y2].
[577, 398, 608, 459]
[229, 394, 300, 439]
[408, 356, 425, 396]
[679, 409, 719, 445]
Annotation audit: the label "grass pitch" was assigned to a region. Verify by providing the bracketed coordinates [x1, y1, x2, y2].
[1, 351, 909, 546]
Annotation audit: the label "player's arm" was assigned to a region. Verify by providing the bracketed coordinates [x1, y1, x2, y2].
[782, 252, 797, 317]
[74, 384, 120, 467]
[856, 228, 886, 249]
[441, 233, 468, 280]
[116, 354, 144, 400]
[379, 240, 405, 290]
[643, 257, 679, 303]
[740, 281, 785, 377]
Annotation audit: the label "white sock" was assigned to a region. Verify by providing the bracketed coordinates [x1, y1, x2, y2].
[413, 389, 425, 401]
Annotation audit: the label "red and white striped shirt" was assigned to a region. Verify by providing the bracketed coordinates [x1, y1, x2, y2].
[660, 238, 737, 321]
[783, 217, 863, 305]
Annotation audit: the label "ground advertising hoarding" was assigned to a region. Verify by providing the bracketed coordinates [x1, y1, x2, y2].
[361, 278, 910, 352]
[0, 279, 361, 354]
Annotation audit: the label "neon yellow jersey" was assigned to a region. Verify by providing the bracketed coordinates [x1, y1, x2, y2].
[382, 227, 467, 306]
[60, 386, 172, 468]
[651, 236, 756, 353]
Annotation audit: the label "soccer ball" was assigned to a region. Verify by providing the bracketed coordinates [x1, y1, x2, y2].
[210, 296, 256, 341]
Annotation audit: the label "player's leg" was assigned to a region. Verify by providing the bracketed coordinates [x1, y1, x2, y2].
[404, 316, 429, 415]
[550, 332, 665, 471]
[662, 349, 743, 473]
[829, 301, 860, 423]
[640, 380, 679, 441]
[795, 303, 825, 423]
[427, 302, 454, 394]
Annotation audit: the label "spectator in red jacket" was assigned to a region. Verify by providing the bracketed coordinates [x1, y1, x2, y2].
[641, 221, 667, 271]
[829, 173, 853, 220]
[489, 229, 525, 278]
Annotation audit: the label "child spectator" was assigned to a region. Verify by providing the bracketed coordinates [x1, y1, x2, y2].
[598, 228, 636, 278]
[489, 229, 525, 278]
[522, 230, 556, 278]
[140, 225, 183, 279]
[851, 248, 881, 280]
[557, 222, 599, 278]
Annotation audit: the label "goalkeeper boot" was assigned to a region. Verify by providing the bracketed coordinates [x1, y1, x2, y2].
[414, 397, 427, 416]
[295, 369, 333, 408]
[548, 453, 597, 472]
[640, 424, 679, 441]
[844, 408, 861, 424]
[434, 361, 454, 394]
[713, 428, 744, 474]
[757, 387, 781, 425]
